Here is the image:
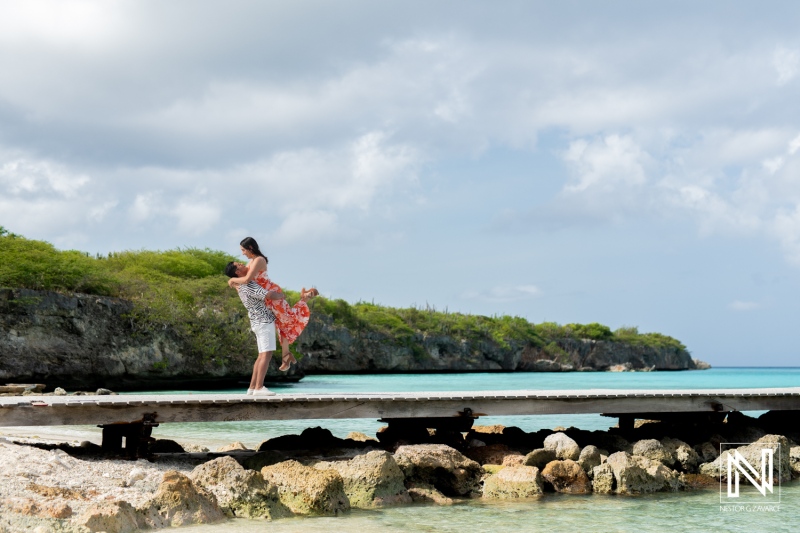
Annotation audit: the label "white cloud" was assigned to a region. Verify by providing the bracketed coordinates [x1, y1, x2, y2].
[773, 47, 800, 86]
[771, 205, 800, 265]
[0, 158, 89, 198]
[228, 131, 420, 241]
[88, 200, 118, 222]
[789, 134, 800, 155]
[729, 300, 761, 311]
[129, 192, 161, 223]
[563, 134, 649, 193]
[0, 1, 127, 46]
[463, 285, 541, 303]
[0, 152, 109, 240]
[0, 197, 83, 236]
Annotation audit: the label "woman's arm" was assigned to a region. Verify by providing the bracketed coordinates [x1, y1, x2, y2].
[227, 256, 266, 287]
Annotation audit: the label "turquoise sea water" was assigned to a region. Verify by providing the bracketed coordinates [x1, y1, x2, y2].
[4, 368, 799, 532]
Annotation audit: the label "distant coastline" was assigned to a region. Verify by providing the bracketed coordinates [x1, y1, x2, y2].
[0, 233, 708, 390]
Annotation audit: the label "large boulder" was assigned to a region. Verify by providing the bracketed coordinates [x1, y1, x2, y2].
[592, 463, 615, 494]
[661, 438, 700, 472]
[632, 439, 674, 467]
[313, 451, 411, 508]
[699, 435, 791, 483]
[543, 432, 580, 461]
[190, 456, 291, 519]
[482, 466, 544, 499]
[261, 460, 350, 516]
[695, 441, 718, 463]
[259, 427, 367, 452]
[791, 446, 800, 478]
[149, 439, 185, 454]
[240, 450, 288, 471]
[393, 444, 482, 496]
[76, 501, 142, 533]
[589, 432, 631, 454]
[604, 452, 682, 494]
[541, 460, 592, 494]
[138, 471, 225, 528]
[523, 448, 557, 469]
[577, 445, 602, 477]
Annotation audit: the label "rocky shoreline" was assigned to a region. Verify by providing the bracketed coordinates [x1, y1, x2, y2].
[0, 288, 707, 392]
[1, 409, 798, 532]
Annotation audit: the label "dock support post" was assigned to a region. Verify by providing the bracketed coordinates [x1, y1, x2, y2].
[98, 413, 159, 458]
[618, 415, 635, 432]
[377, 409, 478, 449]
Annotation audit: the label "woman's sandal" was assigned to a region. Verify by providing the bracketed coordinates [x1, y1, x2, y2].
[278, 352, 298, 372]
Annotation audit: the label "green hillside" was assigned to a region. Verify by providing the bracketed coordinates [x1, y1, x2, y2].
[0, 227, 687, 363]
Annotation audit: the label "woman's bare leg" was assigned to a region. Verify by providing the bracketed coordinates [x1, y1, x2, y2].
[278, 331, 294, 371]
[250, 351, 270, 389]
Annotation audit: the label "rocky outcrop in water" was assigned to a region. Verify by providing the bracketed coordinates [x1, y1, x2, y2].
[0, 288, 702, 390]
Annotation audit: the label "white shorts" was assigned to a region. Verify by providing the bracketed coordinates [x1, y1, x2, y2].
[251, 321, 276, 353]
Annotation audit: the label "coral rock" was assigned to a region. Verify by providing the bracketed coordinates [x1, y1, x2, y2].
[605, 452, 682, 494]
[313, 450, 411, 508]
[261, 460, 350, 516]
[541, 460, 592, 494]
[393, 444, 482, 496]
[482, 466, 544, 499]
[76, 501, 141, 533]
[523, 448, 557, 469]
[543, 432, 580, 461]
[138, 470, 225, 527]
[191, 456, 290, 519]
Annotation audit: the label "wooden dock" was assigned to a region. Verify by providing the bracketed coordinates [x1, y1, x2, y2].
[3, 388, 798, 456]
[2, 387, 800, 427]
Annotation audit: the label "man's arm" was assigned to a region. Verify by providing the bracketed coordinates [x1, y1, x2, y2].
[227, 257, 266, 287]
[239, 282, 283, 301]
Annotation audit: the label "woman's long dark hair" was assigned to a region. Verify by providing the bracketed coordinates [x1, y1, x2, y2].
[240, 237, 268, 264]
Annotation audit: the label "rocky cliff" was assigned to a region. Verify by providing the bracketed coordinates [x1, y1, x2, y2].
[295, 313, 699, 373]
[0, 288, 700, 390]
[0, 288, 300, 390]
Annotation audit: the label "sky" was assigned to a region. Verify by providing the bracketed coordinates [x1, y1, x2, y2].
[1, 1, 799, 366]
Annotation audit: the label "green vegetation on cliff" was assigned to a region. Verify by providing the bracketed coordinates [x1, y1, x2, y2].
[0, 229, 688, 365]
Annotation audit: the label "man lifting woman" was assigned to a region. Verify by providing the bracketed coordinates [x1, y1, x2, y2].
[224, 237, 318, 395]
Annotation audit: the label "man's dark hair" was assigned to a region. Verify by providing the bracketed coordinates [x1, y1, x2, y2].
[224, 261, 238, 278]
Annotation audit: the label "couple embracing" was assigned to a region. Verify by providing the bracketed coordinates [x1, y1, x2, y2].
[224, 237, 318, 396]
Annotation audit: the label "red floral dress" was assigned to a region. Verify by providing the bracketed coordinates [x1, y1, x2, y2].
[254, 270, 310, 344]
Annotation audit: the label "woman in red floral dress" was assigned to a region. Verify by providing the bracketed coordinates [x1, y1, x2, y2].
[227, 237, 318, 371]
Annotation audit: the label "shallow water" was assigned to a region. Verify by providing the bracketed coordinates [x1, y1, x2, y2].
[174, 484, 798, 533]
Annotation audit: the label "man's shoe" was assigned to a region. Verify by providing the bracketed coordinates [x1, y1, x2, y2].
[252, 387, 276, 396]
